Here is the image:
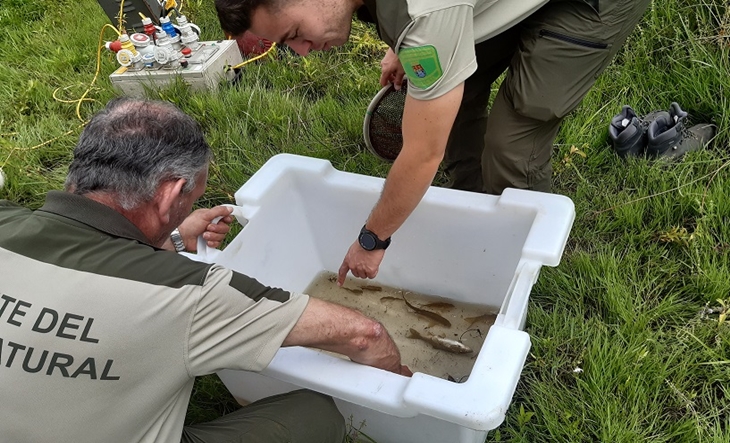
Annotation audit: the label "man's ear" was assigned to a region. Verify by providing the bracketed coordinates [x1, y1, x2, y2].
[155, 178, 187, 225]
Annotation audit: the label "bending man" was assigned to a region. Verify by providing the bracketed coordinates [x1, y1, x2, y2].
[215, 0, 650, 283]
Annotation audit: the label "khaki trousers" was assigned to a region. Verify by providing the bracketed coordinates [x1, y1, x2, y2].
[443, 0, 652, 194]
[181, 390, 345, 443]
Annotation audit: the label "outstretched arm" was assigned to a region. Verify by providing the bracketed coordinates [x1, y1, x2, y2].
[338, 83, 464, 283]
[283, 297, 412, 376]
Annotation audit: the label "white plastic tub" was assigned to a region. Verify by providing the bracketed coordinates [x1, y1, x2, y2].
[193, 154, 575, 443]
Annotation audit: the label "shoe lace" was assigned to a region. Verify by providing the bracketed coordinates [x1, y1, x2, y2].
[679, 125, 698, 141]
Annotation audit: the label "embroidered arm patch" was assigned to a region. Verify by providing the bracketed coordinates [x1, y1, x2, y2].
[398, 45, 443, 90]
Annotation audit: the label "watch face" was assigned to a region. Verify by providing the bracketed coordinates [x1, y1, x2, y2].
[359, 232, 377, 251]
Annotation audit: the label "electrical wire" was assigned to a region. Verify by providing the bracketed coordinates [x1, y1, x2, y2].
[0, 123, 87, 170]
[230, 42, 278, 69]
[2, 23, 122, 168]
[117, 0, 126, 31]
[52, 23, 121, 122]
[8, 0, 276, 169]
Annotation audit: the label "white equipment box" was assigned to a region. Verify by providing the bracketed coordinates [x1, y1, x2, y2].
[109, 39, 243, 97]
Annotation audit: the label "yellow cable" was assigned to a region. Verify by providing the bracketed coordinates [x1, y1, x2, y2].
[0, 123, 87, 169]
[230, 42, 277, 69]
[117, 0, 126, 32]
[11, 22, 122, 169]
[3, 13, 123, 168]
[51, 24, 121, 122]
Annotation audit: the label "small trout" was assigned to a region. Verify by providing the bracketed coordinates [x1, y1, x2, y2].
[403, 295, 451, 327]
[341, 287, 363, 294]
[422, 302, 455, 311]
[360, 285, 383, 291]
[407, 328, 472, 354]
[464, 313, 497, 327]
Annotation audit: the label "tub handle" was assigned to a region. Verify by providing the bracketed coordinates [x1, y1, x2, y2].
[194, 204, 249, 262]
[501, 260, 540, 329]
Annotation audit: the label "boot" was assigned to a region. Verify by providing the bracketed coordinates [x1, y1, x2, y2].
[646, 102, 716, 159]
[608, 106, 666, 157]
[609, 105, 645, 157]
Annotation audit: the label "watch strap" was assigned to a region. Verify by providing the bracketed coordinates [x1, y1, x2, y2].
[170, 228, 186, 253]
[359, 225, 391, 251]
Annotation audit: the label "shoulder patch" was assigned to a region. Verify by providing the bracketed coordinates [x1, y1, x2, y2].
[398, 45, 443, 90]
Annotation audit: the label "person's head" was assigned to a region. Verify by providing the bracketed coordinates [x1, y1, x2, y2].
[215, 0, 359, 56]
[65, 97, 211, 232]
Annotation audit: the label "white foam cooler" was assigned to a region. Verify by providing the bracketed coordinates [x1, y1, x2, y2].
[191, 154, 575, 443]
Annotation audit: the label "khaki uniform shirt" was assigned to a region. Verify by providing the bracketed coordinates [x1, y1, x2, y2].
[359, 0, 549, 99]
[0, 192, 308, 442]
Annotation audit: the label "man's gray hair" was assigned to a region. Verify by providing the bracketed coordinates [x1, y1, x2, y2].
[65, 97, 212, 210]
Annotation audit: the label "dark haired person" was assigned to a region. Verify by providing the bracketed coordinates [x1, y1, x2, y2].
[0, 97, 410, 443]
[215, 0, 652, 284]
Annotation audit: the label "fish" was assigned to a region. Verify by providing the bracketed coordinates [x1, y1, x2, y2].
[341, 287, 363, 294]
[380, 296, 400, 302]
[464, 313, 497, 327]
[403, 295, 451, 328]
[406, 328, 472, 354]
[360, 285, 383, 291]
[421, 302, 455, 311]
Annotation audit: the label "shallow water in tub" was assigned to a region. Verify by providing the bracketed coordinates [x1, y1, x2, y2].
[304, 271, 498, 381]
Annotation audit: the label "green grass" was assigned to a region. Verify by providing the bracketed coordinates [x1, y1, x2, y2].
[1, 0, 729, 441]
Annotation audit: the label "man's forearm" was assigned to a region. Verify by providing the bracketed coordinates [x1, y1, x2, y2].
[283, 297, 404, 373]
[365, 144, 442, 239]
[364, 85, 464, 239]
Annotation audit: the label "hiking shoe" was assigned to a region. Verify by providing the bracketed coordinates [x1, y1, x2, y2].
[609, 105, 645, 157]
[609, 106, 667, 157]
[646, 102, 717, 159]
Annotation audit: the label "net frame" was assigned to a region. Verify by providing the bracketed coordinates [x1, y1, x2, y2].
[363, 82, 408, 162]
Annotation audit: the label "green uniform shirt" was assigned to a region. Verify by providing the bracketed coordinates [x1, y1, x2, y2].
[0, 192, 308, 442]
[358, 0, 549, 99]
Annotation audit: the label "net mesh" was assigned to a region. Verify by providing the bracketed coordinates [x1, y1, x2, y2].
[365, 83, 407, 162]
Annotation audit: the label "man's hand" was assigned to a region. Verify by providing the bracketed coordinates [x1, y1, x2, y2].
[177, 206, 235, 252]
[283, 297, 412, 376]
[380, 48, 405, 90]
[337, 241, 386, 285]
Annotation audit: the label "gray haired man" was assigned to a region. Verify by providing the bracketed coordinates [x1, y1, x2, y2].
[0, 97, 410, 443]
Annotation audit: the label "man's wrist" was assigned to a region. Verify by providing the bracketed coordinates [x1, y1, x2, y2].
[170, 228, 186, 253]
[358, 225, 391, 251]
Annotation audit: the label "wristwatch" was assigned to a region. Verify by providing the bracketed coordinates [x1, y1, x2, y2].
[358, 225, 391, 251]
[170, 228, 186, 253]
